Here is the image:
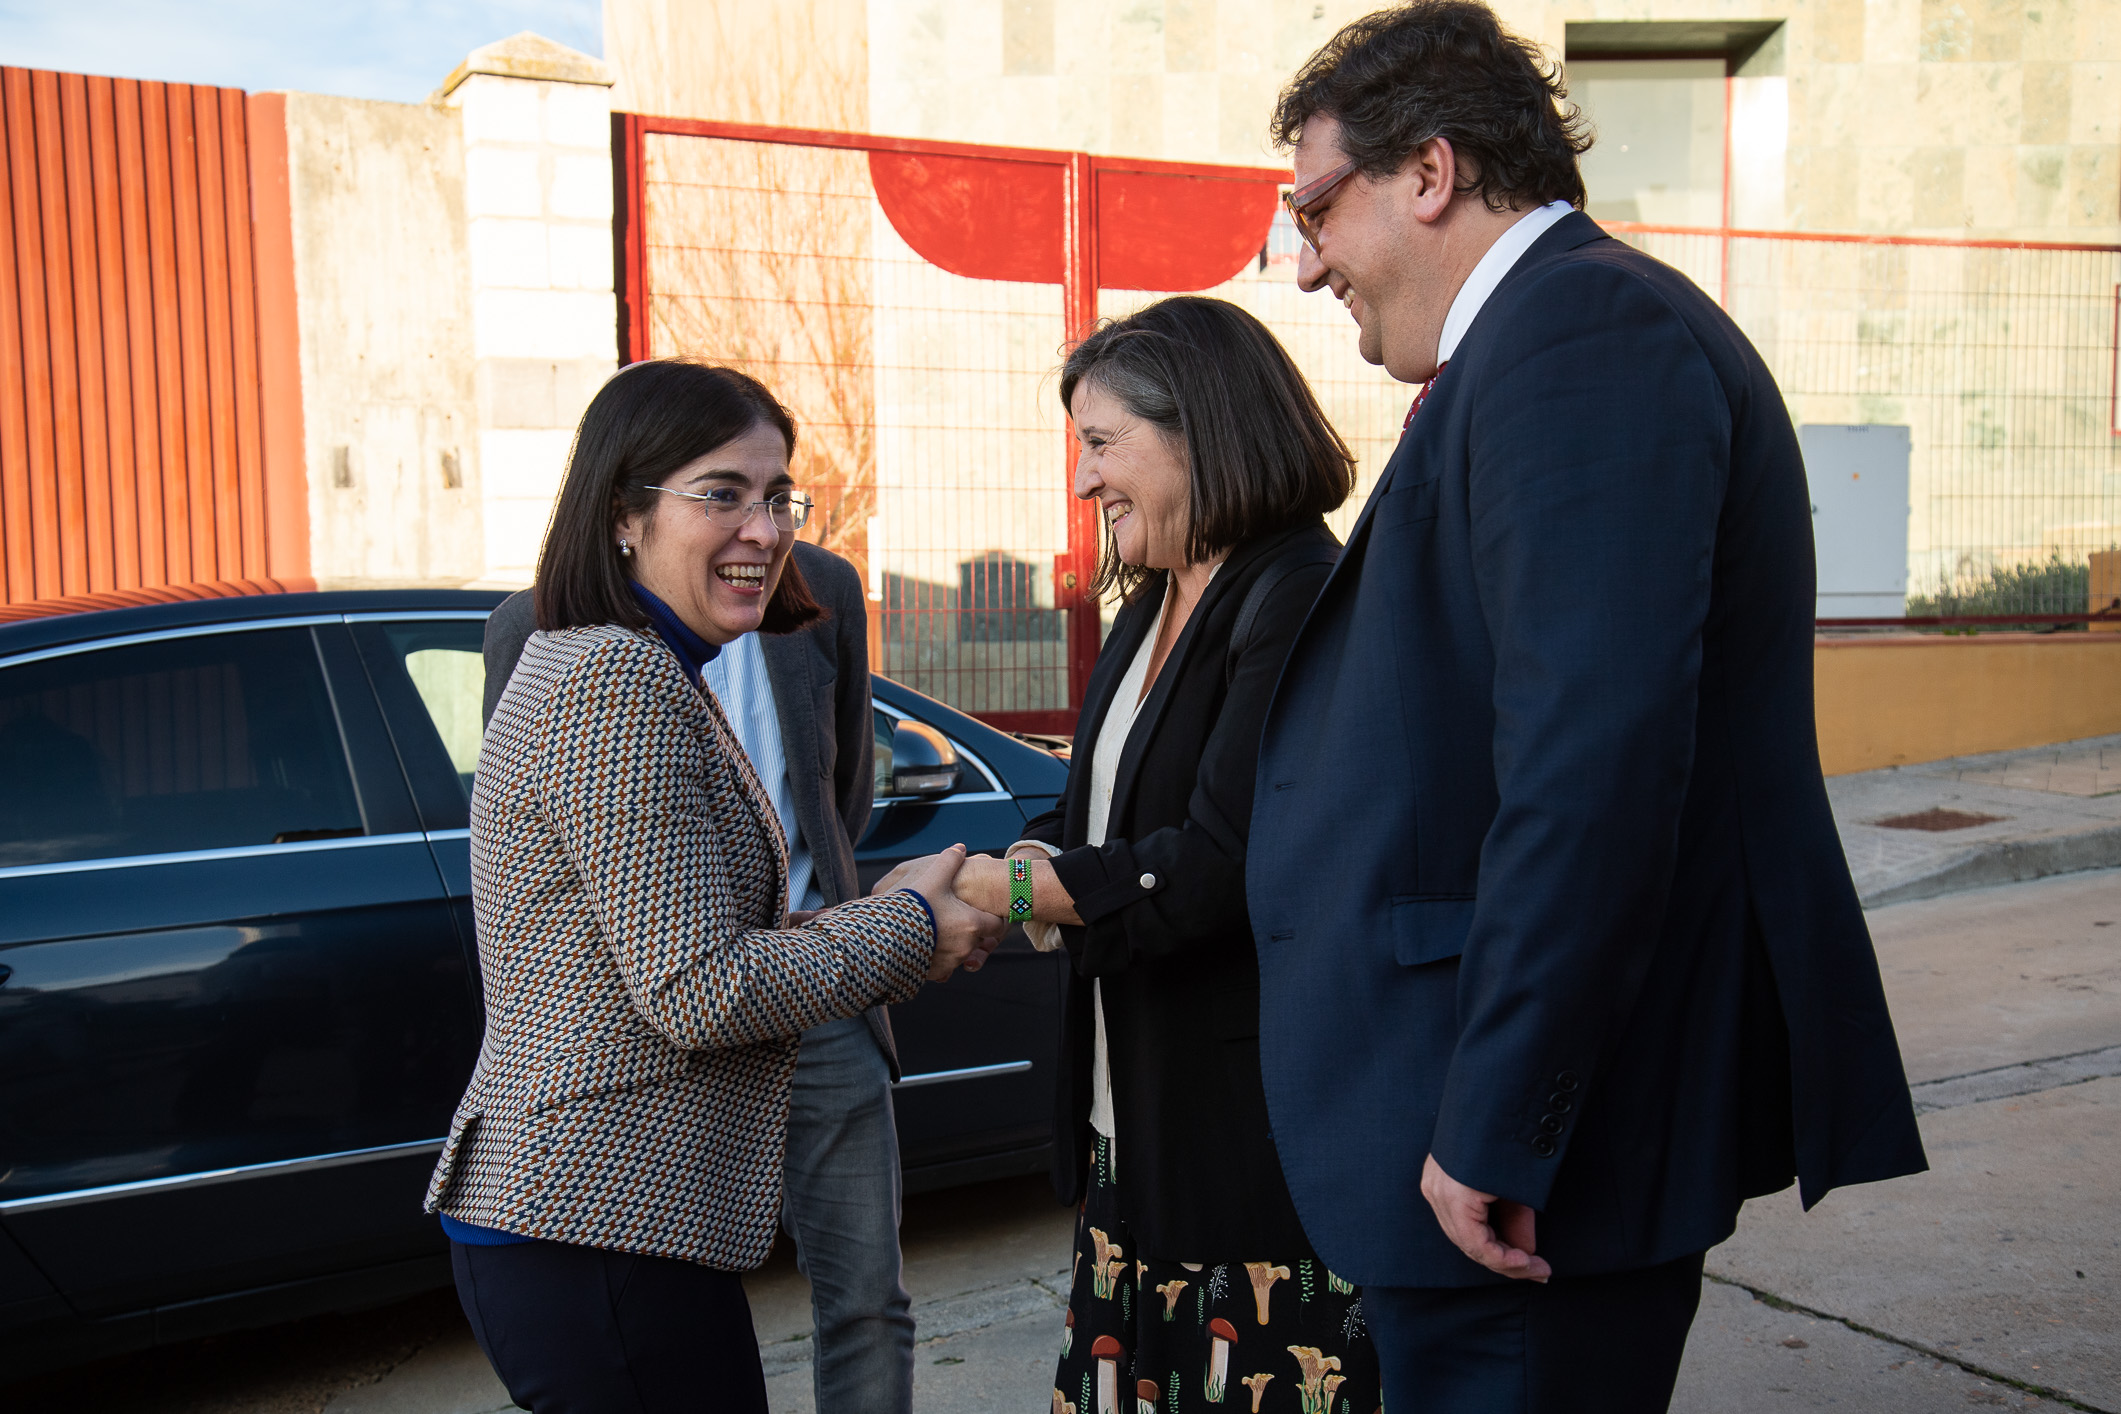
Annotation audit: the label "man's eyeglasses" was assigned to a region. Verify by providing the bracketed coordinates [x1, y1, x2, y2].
[647, 485, 814, 532]
[1282, 158, 1360, 251]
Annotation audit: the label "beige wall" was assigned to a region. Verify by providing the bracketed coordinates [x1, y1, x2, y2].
[604, 0, 2120, 243]
[275, 36, 619, 591]
[1519, 0, 2117, 242]
[867, 0, 1333, 165]
[280, 93, 484, 587]
[605, 0, 869, 130]
[1, 46, 610, 600]
[1816, 634, 2121, 773]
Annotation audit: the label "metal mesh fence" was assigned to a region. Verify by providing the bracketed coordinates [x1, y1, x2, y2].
[637, 124, 2121, 722]
[1610, 226, 2121, 618]
[642, 132, 1073, 717]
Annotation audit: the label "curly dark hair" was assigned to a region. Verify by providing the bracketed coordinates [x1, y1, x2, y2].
[1271, 1, 1590, 212]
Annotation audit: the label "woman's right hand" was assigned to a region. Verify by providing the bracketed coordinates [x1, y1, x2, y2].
[889, 844, 1005, 981]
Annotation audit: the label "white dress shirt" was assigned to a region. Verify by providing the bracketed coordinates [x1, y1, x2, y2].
[1435, 199, 1575, 364]
[701, 631, 826, 916]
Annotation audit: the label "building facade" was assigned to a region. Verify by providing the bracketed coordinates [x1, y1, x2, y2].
[4, 4, 2115, 611]
[608, 0, 2119, 244]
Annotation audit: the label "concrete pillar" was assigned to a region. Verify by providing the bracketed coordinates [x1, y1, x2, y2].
[440, 33, 618, 587]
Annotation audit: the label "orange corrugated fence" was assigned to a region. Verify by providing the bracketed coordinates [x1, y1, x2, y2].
[0, 65, 305, 608]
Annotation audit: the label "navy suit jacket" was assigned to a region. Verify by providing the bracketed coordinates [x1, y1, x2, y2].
[1248, 212, 1926, 1289]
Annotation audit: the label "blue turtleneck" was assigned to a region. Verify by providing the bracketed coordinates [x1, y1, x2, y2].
[630, 583, 720, 683]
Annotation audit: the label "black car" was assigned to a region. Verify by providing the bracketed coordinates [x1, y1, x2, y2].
[0, 588, 1068, 1374]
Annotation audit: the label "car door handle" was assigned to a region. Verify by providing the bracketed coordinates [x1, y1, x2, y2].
[0, 963, 11, 987]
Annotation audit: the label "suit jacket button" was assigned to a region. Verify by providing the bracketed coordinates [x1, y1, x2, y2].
[1531, 1136, 1557, 1157]
[1139, 873, 1157, 889]
[1548, 1093, 1573, 1114]
[1539, 1114, 1565, 1135]
[1556, 1070, 1581, 1091]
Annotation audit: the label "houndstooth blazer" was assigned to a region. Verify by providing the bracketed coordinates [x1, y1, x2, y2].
[422, 623, 934, 1269]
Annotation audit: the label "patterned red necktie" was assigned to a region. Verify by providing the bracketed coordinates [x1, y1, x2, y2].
[1403, 360, 1449, 429]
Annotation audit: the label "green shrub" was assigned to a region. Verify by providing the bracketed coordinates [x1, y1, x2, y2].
[1907, 553, 2092, 629]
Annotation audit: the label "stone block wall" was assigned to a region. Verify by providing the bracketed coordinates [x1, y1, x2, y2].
[267, 34, 618, 589]
[443, 46, 618, 586]
[605, 0, 2118, 246]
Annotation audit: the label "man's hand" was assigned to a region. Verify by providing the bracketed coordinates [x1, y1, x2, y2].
[1420, 1154, 1551, 1282]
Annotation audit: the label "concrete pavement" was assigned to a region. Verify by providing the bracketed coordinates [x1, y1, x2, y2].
[745, 1175, 1074, 1410]
[748, 868, 2121, 1414]
[1706, 1079, 2118, 1410]
[1831, 733, 2121, 906]
[1699, 869, 2121, 1413]
[23, 827, 2117, 1414]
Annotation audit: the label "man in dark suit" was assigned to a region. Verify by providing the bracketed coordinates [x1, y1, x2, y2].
[1245, 6, 1928, 1410]
[483, 540, 915, 1414]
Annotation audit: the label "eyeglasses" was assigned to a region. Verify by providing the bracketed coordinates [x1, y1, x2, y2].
[646, 485, 814, 532]
[1282, 158, 1360, 251]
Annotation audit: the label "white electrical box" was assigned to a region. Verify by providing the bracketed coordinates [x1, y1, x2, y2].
[1800, 424, 1910, 619]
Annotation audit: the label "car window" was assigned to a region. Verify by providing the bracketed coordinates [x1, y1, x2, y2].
[0, 627, 365, 869]
[874, 709, 897, 799]
[371, 622, 486, 804]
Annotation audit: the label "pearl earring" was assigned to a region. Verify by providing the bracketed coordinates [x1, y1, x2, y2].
[618, 538, 634, 558]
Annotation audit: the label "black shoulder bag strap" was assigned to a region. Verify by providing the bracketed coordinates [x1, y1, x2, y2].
[1225, 540, 1340, 688]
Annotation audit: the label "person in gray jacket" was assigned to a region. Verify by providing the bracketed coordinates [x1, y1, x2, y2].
[483, 536, 915, 1414]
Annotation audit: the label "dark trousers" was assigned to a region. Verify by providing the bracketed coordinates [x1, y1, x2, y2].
[451, 1239, 767, 1414]
[1365, 1251, 1706, 1414]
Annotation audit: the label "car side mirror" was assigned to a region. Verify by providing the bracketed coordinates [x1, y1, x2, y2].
[888, 720, 962, 799]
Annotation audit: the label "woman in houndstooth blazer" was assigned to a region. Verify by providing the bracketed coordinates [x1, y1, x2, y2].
[424, 362, 1000, 1414]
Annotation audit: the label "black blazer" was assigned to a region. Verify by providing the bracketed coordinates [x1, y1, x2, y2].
[482, 542, 894, 1072]
[1023, 519, 1338, 1262]
[1249, 212, 1926, 1288]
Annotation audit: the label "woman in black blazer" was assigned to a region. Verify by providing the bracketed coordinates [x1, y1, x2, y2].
[949, 297, 1377, 1413]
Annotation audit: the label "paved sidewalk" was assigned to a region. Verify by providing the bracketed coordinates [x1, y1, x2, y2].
[798, 870, 2121, 1414]
[298, 869, 2120, 1414]
[40, 777, 2112, 1414]
[1830, 733, 2121, 905]
[1699, 869, 2121, 1413]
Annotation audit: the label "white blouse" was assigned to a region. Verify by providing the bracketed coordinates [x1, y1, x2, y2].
[1017, 579, 1191, 1167]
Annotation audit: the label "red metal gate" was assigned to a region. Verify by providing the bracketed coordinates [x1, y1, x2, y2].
[612, 115, 1291, 733]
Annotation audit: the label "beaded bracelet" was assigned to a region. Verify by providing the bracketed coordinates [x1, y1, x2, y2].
[1009, 856, 1033, 919]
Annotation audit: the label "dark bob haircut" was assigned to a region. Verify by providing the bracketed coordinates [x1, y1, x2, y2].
[1271, 0, 1590, 213]
[1060, 296, 1355, 603]
[534, 359, 822, 635]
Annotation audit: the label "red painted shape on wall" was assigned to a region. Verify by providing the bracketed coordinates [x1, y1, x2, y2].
[1095, 168, 1280, 292]
[868, 150, 1064, 284]
[868, 150, 1280, 292]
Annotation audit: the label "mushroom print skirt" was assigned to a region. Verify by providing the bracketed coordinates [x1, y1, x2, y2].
[1051, 1135, 1381, 1414]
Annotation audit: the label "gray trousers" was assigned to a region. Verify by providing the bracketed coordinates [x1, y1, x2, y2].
[782, 1015, 915, 1414]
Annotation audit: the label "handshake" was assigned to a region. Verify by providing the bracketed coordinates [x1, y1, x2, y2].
[870, 844, 1006, 981]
